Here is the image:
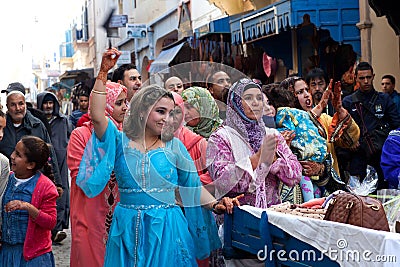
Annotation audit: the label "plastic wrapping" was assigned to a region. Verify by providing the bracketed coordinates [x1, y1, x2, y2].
[377, 189, 400, 231]
[346, 165, 378, 196]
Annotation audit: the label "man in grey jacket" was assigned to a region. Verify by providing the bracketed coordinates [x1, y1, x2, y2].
[37, 91, 73, 243]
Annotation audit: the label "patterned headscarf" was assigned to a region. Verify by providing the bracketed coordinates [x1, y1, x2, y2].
[88, 81, 127, 130]
[225, 78, 266, 152]
[181, 86, 222, 139]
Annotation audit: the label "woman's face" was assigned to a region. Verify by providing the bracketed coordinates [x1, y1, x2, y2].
[241, 88, 264, 120]
[263, 94, 276, 117]
[184, 102, 200, 127]
[171, 104, 184, 132]
[293, 80, 313, 111]
[145, 97, 175, 136]
[111, 91, 128, 123]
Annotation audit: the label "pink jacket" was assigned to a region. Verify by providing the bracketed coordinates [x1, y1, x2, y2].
[23, 173, 58, 260]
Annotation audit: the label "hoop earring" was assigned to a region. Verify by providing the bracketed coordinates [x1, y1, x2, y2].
[140, 116, 143, 121]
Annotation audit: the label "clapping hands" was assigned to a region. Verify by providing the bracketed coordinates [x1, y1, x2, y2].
[331, 80, 343, 111]
[258, 128, 277, 166]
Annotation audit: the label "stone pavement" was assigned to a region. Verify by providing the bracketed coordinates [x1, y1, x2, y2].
[53, 228, 71, 267]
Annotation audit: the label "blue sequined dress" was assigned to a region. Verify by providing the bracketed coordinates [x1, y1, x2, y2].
[77, 120, 220, 267]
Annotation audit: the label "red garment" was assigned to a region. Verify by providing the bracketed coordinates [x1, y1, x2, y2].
[23, 173, 58, 261]
[69, 82, 124, 266]
[175, 126, 212, 185]
[76, 113, 90, 127]
[67, 122, 119, 267]
[171, 93, 213, 264]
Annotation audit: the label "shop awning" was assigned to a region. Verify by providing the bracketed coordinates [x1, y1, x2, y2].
[195, 17, 231, 38]
[149, 42, 185, 73]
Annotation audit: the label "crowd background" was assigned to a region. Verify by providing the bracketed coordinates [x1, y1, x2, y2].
[0, 45, 399, 266]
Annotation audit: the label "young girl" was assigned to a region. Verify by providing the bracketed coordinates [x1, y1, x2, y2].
[0, 136, 58, 267]
[268, 86, 328, 200]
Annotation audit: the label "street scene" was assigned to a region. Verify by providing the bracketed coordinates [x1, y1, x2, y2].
[1, 0, 400, 266]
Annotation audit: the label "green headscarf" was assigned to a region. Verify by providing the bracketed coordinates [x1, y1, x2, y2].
[181, 86, 222, 139]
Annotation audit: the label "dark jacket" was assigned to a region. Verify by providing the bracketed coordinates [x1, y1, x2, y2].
[342, 88, 400, 141]
[0, 110, 62, 187]
[28, 107, 52, 136]
[37, 91, 73, 230]
[37, 92, 73, 182]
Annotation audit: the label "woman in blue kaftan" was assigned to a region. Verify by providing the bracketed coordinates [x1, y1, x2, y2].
[76, 48, 237, 267]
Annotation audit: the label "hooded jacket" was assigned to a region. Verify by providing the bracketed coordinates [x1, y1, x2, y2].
[37, 91, 73, 231]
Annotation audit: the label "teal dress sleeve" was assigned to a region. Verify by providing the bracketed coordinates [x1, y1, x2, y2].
[76, 119, 120, 197]
[170, 138, 221, 259]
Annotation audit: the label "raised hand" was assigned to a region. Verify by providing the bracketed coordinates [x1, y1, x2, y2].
[100, 48, 121, 73]
[331, 80, 349, 120]
[332, 81, 342, 111]
[312, 79, 332, 117]
[96, 48, 121, 85]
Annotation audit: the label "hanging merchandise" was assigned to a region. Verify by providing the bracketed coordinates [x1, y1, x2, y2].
[263, 52, 271, 77]
[263, 52, 278, 78]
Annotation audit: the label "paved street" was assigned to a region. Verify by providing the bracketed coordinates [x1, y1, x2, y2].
[53, 228, 71, 267]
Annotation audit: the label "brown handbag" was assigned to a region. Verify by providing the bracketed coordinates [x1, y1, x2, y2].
[324, 192, 390, 231]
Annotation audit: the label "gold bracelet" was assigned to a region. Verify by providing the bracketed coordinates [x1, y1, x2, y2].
[92, 90, 107, 95]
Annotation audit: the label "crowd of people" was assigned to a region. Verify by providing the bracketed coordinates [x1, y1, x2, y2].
[0, 46, 399, 267]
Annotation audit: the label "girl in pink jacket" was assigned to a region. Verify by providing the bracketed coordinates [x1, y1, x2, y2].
[0, 135, 59, 266]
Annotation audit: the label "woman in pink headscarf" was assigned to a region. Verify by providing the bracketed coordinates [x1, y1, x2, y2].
[67, 82, 128, 267]
[165, 92, 213, 267]
[168, 92, 213, 186]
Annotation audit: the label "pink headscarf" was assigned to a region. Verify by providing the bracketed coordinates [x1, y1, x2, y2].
[105, 82, 127, 130]
[171, 92, 185, 138]
[87, 81, 127, 130]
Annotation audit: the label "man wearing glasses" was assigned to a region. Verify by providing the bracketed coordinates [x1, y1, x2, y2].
[342, 62, 400, 190]
[111, 63, 142, 101]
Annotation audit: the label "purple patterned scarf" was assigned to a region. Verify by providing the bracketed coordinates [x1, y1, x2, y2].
[225, 78, 266, 152]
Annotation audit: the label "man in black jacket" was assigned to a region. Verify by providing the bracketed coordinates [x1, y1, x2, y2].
[38, 91, 73, 243]
[0, 90, 62, 191]
[342, 62, 400, 189]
